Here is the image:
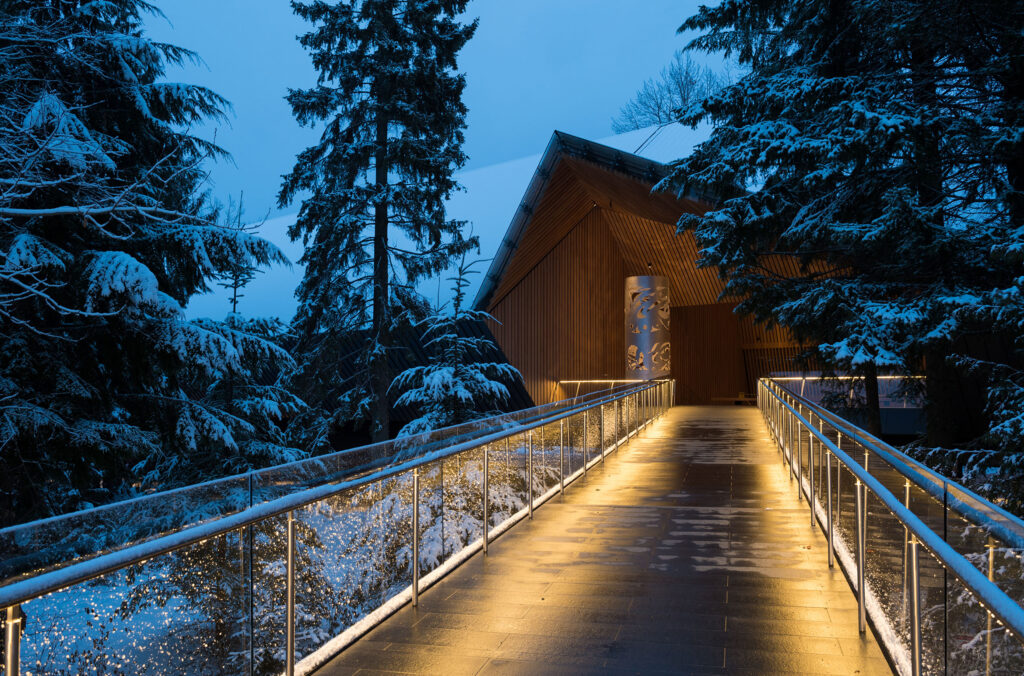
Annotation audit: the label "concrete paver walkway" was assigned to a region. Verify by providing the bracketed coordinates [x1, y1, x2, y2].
[319, 406, 893, 675]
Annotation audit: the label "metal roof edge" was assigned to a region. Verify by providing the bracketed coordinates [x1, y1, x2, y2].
[472, 130, 705, 311]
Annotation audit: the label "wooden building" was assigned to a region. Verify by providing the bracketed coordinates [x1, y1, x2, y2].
[473, 131, 804, 406]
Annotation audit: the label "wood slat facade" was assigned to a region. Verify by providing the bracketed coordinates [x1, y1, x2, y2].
[481, 133, 808, 406]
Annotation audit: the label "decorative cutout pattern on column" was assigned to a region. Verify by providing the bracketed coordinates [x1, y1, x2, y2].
[625, 275, 670, 379]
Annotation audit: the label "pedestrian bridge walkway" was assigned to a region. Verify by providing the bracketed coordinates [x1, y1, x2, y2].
[318, 406, 892, 675]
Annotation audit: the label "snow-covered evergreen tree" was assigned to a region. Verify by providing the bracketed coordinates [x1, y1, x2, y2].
[279, 0, 478, 446]
[663, 0, 1023, 458]
[391, 256, 521, 436]
[0, 1, 293, 523]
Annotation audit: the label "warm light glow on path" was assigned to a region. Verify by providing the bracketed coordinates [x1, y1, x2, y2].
[318, 406, 893, 674]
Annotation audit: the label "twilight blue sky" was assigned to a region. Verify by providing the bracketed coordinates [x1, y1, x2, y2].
[148, 1, 716, 219]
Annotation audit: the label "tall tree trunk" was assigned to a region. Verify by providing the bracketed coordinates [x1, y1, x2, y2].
[862, 362, 882, 436]
[371, 113, 390, 442]
[908, 42, 977, 448]
[1003, 52, 1024, 232]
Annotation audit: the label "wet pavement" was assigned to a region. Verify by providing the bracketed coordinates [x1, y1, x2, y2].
[318, 406, 893, 675]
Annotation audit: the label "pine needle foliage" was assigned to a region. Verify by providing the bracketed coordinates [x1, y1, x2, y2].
[665, 0, 1023, 512]
[391, 256, 522, 436]
[0, 1, 293, 523]
[280, 0, 478, 445]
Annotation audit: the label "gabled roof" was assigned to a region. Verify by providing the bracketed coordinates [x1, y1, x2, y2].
[472, 130, 712, 311]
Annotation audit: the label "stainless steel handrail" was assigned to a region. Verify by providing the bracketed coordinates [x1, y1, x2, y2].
[783, 384, 1024, 551]
[0, 381, 643, 540]
[759, 379, 1024, 674]
[0, 379, 671, 676]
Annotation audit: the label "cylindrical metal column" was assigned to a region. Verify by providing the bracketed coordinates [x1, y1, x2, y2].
[5, 605, 21, 676]
[413, 468, 420, 603]
[837, 433, 843, 519]
[789, 407, 797, 480]
[910, 536, 922, 676]
[286, 510, 296, 676]
[528, 432, 534, 518]
[625, 275, 670, 381]
[796, 407, 803, 501]
[809, 430, 816, 527]
[559, 419, 565, 493]
[583, 410, 589, 474]
[986, 537, 995, 676]
[483, 449, 489, 555]
[628, 393, 633, 442]
[826, 451, 834, 568]
[615, 399, 620, 449]
[817, 419, 824, 500]
[856, 482, 866, 634]
[902, 480, 911, 625]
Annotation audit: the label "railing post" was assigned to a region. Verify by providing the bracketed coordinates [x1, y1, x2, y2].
[483, 448, 489, 555]
[5, 604, 22, 676]
[856, 481, 866, 634]
[413, 468, 420, 602]
[528, 431, 534, 518]
[614, 399, 620, 450]
[583, 409, 588, 475]
[910, 535, 922, 676]
[902, 480, 911, 627]
[641, 388, 646, 428]
[600, 403, 606, 461]
[627, 395, 632, 444]
[796, 404, 803, 501]
[790, 404, 797, 481]
[826, 450, 834, 568]
[836, 432, 843, 519]
[817, 419, 824, 501]
[788, 401, 794, 470]
[809, 425, 816, 527]
[286, 510, 296, 676]
[247, 474, 255, 676]
[985, 536, 995, 676]
[559, 419, 565, 493]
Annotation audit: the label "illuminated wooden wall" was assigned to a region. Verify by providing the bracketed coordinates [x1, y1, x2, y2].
[484, 156, 806, 406]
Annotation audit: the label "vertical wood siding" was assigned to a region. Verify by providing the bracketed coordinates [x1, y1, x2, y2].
[488, 209, 625, 405]
[484, 157, 808, 406]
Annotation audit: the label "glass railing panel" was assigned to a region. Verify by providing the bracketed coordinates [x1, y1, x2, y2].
[252, 511, 289, 674]
[15, 529, 249, 675]
[585, 406, 600, 465]
[987, 541, 1024, 614]
[536, 422, 560, 494]
[485, 436, 525, 526]
[0, 474, 252, 586]
[290, 500, 344, 668]
[441, 449, 484, 561]
[0, 384, 651, 591]
[905, 478, 946, 550]
[918, 549, 948, 673]
[834, 464, 859, 567]
[418, 459, 444, 577]
[863, 489, 913, 663]
[945, 565, 1024, 672]
[369, 473, 414, 611]
[567, 412, 584, 476]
